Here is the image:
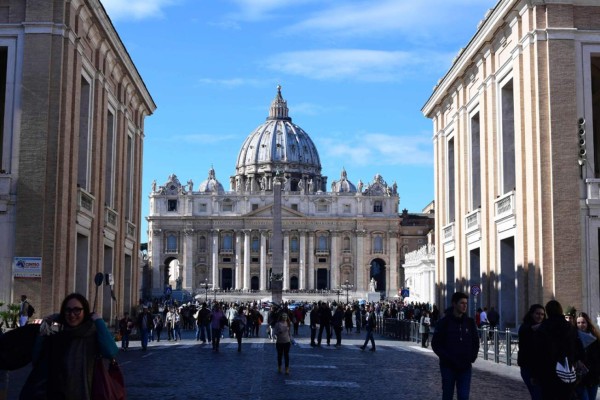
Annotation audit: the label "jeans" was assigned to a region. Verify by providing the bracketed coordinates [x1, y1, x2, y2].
[440, 365, 472, 400]
[276, 342, 291, 368]
[576, 384, 599, 400]
[520, 367, 542, 400]
[362, 329, 375, 349]
[121, 333, 130, 349]
[198, 323, 211, 342]
[318, 323, 331, 345]
[141, 329, 149, 350]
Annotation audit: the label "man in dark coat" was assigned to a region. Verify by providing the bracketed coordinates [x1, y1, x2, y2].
[317, 302, 332, 346]
[432, 292, 479, 400]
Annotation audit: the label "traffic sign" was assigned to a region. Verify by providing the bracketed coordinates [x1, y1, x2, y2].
[164, 286, 172, 296]
[470, 284, 481, 296]
[400, 288, 410, 298]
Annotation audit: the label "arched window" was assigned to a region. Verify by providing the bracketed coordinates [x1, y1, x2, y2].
[373, 235, 383, 253]
[166, 234, 177, 253]
[290, 236, 299, 253]
[318, 235, 328, 251]
[343, 236, 351, 251]
[222, 233, 233, 251]
[251, 236, 260, 253]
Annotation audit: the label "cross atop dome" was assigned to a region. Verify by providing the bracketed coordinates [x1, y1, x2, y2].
[267, 85, 291, 122]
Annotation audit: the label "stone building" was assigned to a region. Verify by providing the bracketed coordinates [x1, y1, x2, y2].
[147, 87, 400, 299]
[422, 0, 600, 327]
[0, 0, 155, 319]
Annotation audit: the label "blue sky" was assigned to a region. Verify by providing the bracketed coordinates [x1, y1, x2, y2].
[100, 0, 498, 241]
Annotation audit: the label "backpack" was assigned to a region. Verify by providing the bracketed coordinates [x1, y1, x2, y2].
[27, 303, 35, 318]
[231, 319, 240, 332]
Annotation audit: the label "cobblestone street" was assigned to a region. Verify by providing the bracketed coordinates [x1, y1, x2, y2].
[6, 324, 530, 399]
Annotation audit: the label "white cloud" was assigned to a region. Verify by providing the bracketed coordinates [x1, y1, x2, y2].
[227, 0, 320, 22]
[264, 49, 452, 82]
[319, 132, 432, 167]
[197, 78, 265, 88]
[100, 0, 179, 21]
[285, 0, 493, 39]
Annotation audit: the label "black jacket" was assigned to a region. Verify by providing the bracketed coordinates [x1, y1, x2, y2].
[431, 310, 479, 371]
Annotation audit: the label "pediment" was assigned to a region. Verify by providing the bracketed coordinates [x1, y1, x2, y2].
[244, 204, 305, 218]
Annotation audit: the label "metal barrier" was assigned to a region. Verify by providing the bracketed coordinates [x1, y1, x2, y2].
[376, 317, 519, 366]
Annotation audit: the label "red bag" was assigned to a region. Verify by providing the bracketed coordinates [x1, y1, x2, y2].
[92, 357, 126, 400]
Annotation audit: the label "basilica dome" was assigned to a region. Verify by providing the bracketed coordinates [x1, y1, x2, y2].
[233, 86, 326, 193]
[198, 166, 224, 194]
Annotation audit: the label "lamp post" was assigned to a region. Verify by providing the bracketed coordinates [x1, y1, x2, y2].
[200, 278, 211, 302]
[333, 288, 342, 304]
[341, 279, 354, 304]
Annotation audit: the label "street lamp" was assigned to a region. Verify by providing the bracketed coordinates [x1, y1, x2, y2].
[333, 288, 342, 303]
[200, 278, 211, 302]
[341, 279, 354, 304]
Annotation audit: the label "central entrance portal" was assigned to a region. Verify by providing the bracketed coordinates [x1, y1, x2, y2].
[370, 259, 386, 293]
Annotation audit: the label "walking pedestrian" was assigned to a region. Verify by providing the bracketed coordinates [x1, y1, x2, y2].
[197, 303, 212, 343]
[211, 303, 226, 352]
[518, 304, 545, 400]
[419, 310, 431, 348]
[153, 314, 163, 342]
[344, 305, 353, 334]
[137, 305, 151, 351]
[19, 295, 30, 327]
[317, 302, 332, 346]
[118, 312, 133, 351]
[274, 313, 292, 375]
[309, 303, 319, 346]
[232, 307, 247, 352]
[360, 304, 376, 351]
[531, 300, 583, 400]
[332, 304, 344, 347]
[575, 312, 600, 400]
[431, 292, 479, 400]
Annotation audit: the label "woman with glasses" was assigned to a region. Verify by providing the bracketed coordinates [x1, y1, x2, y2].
[20, 292, 119, 399]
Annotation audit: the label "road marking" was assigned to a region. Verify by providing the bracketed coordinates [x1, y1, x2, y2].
[294, 353, 324, 358]
[286, 380, 359, 388]
[293, 365, 337, 369]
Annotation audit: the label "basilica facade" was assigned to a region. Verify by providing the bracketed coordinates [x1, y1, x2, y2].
[147, 87, 400, 299]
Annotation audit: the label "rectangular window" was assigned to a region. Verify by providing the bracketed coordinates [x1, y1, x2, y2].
[251, 257, 259, 263]
[0, 47, 6, 171]
[104, 110, 116, 207]
[77, 75, 92, 190]
[76, 233, 90, 296]
[199, 203, 207, 212]
[318, 257, 327, 263]
[222, 203, 233, 212]
[501, 79, 516, 193]
[252, 204, 259, 211]
[470, 112, 481, 208]
[591, 56, 600, 178]
[448, 137, 455, 222]
[374, 201, 383, 213]
[168, 199, 177, 211]
[125, 132, 134, 219]
[317, 203, 328, 212]
[343, 204, 351, 213]
[291, 257, 298, 263]
[291, 204, 298, 211]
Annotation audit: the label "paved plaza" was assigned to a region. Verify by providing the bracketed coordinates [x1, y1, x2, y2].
[5, 323, 531, 400]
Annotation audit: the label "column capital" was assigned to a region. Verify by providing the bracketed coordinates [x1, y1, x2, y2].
[152, 229, 162, 236]
[355, 229, 367, 237]
[183, 229, 195, 236]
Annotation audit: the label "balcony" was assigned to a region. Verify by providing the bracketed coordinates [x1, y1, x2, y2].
[586, 179, 600, 206]
[219, 248, 234, 255]
[77, 188, 95, 216]
[126, 221, 136, 238]
[442, 222, 454, 243]
[315, 249, 330, 256]
[495, 191, 515, 219]
[465, 209, 481, 234]
[104, 207, 118, 229]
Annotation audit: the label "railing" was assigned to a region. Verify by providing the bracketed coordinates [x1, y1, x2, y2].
[127, 221, 136, 238]
[442, 222, 454, 242]
[376, 318, 519, 366]
[77, 187, 95, 215]
[465, 209, 480, 233]
[315, 249, 330, 255]
[495, 191, 515, 219]
[104, 207, 118, 228]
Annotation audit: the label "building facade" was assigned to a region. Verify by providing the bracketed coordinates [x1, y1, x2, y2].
[147, 87, 400, 299]
[422, 0, 600, 327]
[0, 0, 155, 320]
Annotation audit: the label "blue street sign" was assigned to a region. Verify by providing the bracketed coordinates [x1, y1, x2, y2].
[470, 285, 481, 296]
[401, 288, 410, 298]
[164, 286, 172, 296]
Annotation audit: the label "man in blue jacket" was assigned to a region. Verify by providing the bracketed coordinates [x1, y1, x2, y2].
[432, 292, 479, 400]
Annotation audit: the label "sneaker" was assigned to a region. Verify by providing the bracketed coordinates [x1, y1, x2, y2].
[360, 346, 365, 351]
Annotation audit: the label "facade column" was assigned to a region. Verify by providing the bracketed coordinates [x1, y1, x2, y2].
[356, 229, 366, 292]
[244, 230, 251, 290]
[330, 232, 339, 289]
[299, 230, 306, 290]
[211, 230, 219, 289]
[308, 233, 315, 290]
[182, 229, 194, 291]
[283, 231, 290, 290]
[151, 230, 163, 293]
[235, 231, 242, 290]
[388, 232, 398, 298]
[260, 230, 267, 290]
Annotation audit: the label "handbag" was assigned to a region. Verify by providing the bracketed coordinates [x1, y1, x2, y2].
[92, 357, 127, 400]
[556, 357, 577, 384]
